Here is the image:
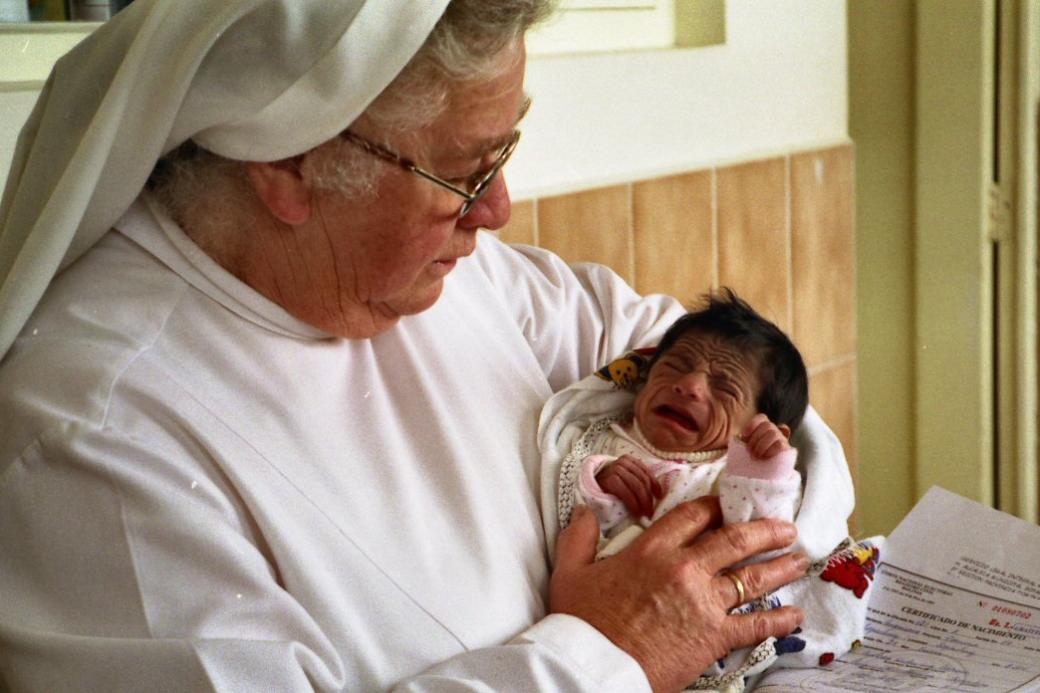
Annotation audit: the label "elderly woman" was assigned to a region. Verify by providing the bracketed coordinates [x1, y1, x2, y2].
[0, 1, 823, 691]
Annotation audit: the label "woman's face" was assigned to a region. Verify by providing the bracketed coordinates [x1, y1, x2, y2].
[633, 332, 760, 453]
[248, 45, 529, 338]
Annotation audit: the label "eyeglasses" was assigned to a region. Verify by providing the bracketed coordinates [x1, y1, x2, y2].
[340, 129, 521, 218]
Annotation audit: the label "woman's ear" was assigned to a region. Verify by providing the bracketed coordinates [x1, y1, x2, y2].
[779, 424, 792, 440]
[245, 157, 311, 226]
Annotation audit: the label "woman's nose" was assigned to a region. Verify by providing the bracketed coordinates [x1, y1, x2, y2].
[457, 174, 511, 231]
[673, 371, 709, 399]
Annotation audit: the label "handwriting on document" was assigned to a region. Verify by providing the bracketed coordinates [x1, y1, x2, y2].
[752, 488, 1040, 692]
[755, 564, 1040, 692]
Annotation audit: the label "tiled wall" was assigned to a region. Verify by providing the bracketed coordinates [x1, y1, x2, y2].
[500, 144, 858, 491]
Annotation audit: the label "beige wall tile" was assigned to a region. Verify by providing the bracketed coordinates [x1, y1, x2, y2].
[809, 360, 859, 531]
[496, 199, 536, 246]
[537, 185, 633, 284]
[632, 171, 714, 305]
[529, 148, 857, 532]
[716, 158, 791, 333]
[791, 145, 856, 368]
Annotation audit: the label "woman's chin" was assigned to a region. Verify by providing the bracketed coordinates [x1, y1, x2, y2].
[385, 278, 445, 317]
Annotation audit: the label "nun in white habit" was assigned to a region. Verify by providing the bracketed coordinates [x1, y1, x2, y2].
[0, 1, 821, 690]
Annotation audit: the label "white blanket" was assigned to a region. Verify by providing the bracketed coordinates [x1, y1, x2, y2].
[537, 358, 857, 563]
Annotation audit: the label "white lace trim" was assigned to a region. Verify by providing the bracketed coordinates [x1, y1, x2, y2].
[627, 419, 725, 463]
[558, 417, 619, 530]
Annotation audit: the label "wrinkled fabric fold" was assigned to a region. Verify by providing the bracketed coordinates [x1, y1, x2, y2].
[0, 0, 450, 360]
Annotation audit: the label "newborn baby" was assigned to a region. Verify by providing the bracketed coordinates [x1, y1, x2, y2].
[577, 289, 805, 558]
[545, 289, 882, 691]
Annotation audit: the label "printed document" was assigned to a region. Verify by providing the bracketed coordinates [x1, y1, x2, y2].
[754, 486, 1040, 692]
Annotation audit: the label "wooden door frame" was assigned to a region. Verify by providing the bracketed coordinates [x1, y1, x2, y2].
[915, 0, 1038, 522]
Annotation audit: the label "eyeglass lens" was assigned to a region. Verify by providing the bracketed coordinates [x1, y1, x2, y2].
[459, 133, 519, 217]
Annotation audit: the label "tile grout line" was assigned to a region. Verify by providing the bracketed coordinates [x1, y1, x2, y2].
[711, 168, 718, 289]
[785, 153, 794, 334]
[532, 197, 540, 247]
[627, 183, 636, 289]
[807, 353, 857, 377]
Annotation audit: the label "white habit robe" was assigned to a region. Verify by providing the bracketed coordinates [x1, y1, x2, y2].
[0, 196, 685, 691]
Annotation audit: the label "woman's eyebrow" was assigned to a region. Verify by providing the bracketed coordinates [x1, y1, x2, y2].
[515, 95, 533, 123]
[458, 95, 532, 159]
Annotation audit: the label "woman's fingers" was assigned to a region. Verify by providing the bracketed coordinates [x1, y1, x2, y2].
[725, 606, 805, 651]
[713, 552, 809, 608]
[637, 496, 724, 552]
[553, 505, 600, 574]
[688, 513, 798, 572]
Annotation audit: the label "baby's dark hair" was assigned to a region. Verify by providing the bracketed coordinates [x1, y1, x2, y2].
[650, 288, 809, 432]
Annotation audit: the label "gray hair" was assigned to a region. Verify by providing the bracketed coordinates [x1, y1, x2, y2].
[297, 0, 555, 194]
[371, 0, 555, 129]
[150, 0, 554, 234]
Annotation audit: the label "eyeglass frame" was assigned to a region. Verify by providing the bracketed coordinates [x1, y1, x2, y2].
[339, 129, 521, 218]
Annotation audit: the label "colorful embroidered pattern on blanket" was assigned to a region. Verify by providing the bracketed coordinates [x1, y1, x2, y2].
[594, 349, 656, 389]
[729, 537, 880, 601]
[815, 538, 881, 599]
[558, 416, 621, 529]
[809, 537, 881, 585]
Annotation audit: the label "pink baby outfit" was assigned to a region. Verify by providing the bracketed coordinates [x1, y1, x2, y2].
[575, 420, 801, 559]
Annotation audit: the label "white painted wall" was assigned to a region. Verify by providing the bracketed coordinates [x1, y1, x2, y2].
[0, 0, 848, 199]
[0, 89, 38, 182]
[512, 0, 848, 198]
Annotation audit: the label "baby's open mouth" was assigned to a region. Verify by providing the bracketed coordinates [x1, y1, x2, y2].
[655, 405, 699, 432]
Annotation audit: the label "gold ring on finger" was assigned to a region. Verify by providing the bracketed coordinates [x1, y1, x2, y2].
[723, 570, 746, 605]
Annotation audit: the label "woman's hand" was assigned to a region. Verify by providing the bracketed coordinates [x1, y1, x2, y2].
[550, 497, 807, 693]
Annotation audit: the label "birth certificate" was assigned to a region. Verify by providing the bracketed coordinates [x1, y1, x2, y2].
[753, 486, 1040, 692]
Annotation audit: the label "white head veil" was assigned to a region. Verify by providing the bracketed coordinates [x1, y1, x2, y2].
[0, 0, 451, 360]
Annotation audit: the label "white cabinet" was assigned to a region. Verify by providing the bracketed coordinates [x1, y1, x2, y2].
[0, 21, 95, 87]
[0, 22, 95, 188]
[527, 0, 725, 56]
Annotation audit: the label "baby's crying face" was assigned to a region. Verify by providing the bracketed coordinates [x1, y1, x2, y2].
[633, 333, 759, 453]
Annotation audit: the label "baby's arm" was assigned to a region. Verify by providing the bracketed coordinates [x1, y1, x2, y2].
[718, 416, 881, 671]
[720, 414, 801, 524]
